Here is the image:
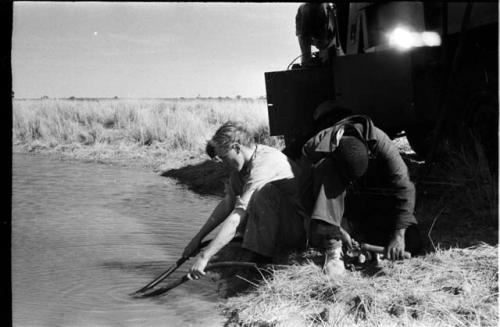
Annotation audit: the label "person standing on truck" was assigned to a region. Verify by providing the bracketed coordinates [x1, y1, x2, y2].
[184, 121, 309, 280]
[295, 2, 345, 67]
[291, 114, 422, 278]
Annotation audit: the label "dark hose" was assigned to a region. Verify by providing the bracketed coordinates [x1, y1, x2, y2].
[131, 236, 243, 296]
[131, 261, 283, 298]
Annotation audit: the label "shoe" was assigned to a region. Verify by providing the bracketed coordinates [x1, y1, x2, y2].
[323, 238, 345, 279]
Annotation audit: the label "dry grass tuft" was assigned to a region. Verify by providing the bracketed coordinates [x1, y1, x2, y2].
[222, 244, 498, 326]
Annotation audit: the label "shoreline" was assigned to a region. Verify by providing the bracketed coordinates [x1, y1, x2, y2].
[13, 143, 208, 173]
[12, 97, 279, 196]
[13, 140, 498, 326]
[13, 143, 229, 196]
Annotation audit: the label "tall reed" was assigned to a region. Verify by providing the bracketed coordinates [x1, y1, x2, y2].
[13, 98, 282, 156]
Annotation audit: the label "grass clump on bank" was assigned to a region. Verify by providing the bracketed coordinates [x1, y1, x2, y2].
[222, 244, 497, 327]
[13, 98, 283, 170]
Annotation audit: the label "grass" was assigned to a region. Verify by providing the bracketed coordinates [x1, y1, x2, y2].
[12, 98, 283, 171]
[12, 98, 498, 326]
[222, 244, 497, 327]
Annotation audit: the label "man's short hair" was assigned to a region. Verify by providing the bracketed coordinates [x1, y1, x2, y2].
[206, 139, 217, 159]
[334, 136, 369, 182]
[207, 121, 255, 156]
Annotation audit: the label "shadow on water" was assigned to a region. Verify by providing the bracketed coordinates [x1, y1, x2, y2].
[161, 160, 228, 197]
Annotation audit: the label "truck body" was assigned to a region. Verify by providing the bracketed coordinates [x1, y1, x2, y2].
[265, 2, 498, 159]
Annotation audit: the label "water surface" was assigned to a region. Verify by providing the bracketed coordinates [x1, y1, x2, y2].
[12, 153, 226, 326]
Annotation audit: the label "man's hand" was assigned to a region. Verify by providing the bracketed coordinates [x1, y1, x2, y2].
[339, 226, 357, 251]
[182, 236, 202, 259]
[385, 229, 406, 260]
[187, 251, 209, 280]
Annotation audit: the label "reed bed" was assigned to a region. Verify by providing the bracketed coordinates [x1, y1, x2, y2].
[13, 98, 283, 169]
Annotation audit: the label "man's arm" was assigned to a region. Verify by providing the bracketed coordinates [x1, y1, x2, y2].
[298, 35, 312, 65]
[385, 228, 407, 260]
[373, 127, 417, 259]
[182, 194, 233, 258]
[188, 208, 246, 279]
[295, 4, 312, 65]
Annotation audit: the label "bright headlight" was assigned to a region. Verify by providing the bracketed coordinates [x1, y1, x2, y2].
[421, 32, 441, 46]
[387, 26, 441, 50]
[388, 27, 418, 49]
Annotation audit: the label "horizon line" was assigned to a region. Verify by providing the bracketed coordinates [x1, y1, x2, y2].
[13, 96, 268, 100]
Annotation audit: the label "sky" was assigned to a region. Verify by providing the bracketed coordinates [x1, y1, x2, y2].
[12, 2, 300, 99]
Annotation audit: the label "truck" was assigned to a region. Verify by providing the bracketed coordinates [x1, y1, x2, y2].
[264, 2, 498, 170]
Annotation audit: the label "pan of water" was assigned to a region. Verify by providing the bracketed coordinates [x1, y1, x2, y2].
[12, 153, 227, 326]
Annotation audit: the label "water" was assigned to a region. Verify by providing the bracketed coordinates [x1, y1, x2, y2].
[12, 153, 227, 327]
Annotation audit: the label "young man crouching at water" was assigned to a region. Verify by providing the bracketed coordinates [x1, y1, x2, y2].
[184, 121, 308, 280]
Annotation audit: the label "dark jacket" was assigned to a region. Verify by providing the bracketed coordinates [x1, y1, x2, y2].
[302, 115, 418, 230]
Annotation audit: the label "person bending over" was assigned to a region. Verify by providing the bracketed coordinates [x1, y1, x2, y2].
[184, 121, 308, 280]
[297, 114, 422, 279]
